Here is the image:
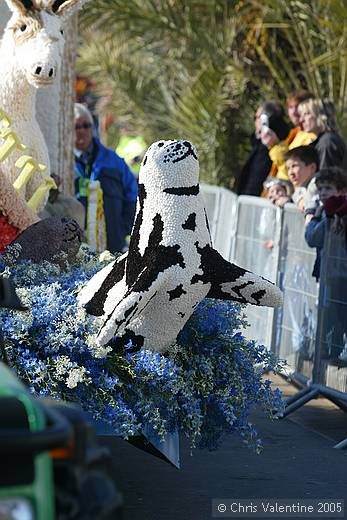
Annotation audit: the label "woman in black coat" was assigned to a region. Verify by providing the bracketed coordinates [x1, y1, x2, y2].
[298, 98, 347, 170]
[237, 102, 289, 196]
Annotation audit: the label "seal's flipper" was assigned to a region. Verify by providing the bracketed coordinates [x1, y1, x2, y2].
[78, 253, 127, 316]
[192, 244, 282, 307]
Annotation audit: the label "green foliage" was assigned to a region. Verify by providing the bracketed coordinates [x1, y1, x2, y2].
[78, 0, 248, 186]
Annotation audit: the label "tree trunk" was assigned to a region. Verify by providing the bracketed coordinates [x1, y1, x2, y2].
[58, 14, 78, 196]
[0, 5, 7, 35]
[36, 15, 78, 196]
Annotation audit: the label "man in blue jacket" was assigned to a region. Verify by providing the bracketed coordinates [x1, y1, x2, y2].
[74, 103, 138, 253]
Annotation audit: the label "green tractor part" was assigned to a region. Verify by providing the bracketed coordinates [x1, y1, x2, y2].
[0, 362, 72, 520]
[0, 276, 123, 519]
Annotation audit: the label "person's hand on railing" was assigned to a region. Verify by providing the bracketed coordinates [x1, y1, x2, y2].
[297, 197, 305, 213]
[274, 196, 290, 208]
[263, 239, 274, 250]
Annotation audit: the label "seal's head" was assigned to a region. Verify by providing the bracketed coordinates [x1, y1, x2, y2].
[139, 139, 199, 191]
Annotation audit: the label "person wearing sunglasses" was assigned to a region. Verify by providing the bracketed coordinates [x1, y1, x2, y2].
[74, 103, 138, 253]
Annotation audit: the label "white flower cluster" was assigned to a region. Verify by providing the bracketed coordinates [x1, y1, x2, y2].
[54, 355, 88, 389]
[99, 250, 115, 263]
[87, 334, 113, 359]
[66, 367, 88, 389]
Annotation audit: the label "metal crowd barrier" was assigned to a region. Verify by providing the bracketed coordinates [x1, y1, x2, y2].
[212, 187, 238, 260]
[275, 204, 319, 383]
[202, 184, 347, 442]
[315, 224, 347, 393]
[200, 184, 238, 259]
[283, 223, 347, 444]
[200, 183, 221, 246]
[231, 196, 282, 349]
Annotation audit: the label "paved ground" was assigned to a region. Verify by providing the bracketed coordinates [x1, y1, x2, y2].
[101, 375, 347, 520]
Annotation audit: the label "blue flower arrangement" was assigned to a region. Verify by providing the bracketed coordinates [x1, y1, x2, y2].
[0, 247, 283, 451]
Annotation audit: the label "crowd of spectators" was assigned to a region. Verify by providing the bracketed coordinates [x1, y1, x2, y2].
[236, 90, 347, 282]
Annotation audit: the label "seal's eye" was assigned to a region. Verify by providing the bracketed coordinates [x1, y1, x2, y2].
[20, 24, 27, 32]
[143, 156, 147, 166]
[60, 29, 64, 35]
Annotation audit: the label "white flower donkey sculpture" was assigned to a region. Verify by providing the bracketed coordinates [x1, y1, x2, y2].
[0, 0, 88, 213]
[79, 139, 283, 354]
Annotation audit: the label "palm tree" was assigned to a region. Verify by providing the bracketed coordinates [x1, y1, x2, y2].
[78, 0, 251, 186]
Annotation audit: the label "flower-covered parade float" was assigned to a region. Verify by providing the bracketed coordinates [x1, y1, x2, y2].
[0, 0, 283, 464]
[0, 135, 284, 463]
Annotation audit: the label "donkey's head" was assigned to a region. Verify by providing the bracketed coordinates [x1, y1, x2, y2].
[2, 0, 88, 88]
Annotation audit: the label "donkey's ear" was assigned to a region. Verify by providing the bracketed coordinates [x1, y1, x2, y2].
[49, 0, 89, 19]
[4, 0, 34, 13]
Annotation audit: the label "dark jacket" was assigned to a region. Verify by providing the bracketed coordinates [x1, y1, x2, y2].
[75, 138, 138, 253]
[313, 131, 347, 170]
[305, 212, 326, 281]
[236, 134, 272, 196]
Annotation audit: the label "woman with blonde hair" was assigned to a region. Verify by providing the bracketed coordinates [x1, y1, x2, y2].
[298, 98, 347, 170]
[259, 92, 316, 185]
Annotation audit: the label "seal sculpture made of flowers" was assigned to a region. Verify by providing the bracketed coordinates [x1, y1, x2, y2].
[78, 139, 283, 353]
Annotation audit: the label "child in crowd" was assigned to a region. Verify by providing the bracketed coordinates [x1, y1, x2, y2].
[261, 178, 293, 251]
[304, 167, 347, 280]
[280, 146, 319, 211]
[263, 177, 293, 206]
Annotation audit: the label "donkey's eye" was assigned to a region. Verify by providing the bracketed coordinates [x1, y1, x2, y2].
[20, 24, 27, 32]
[60, 29, 64, 35]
